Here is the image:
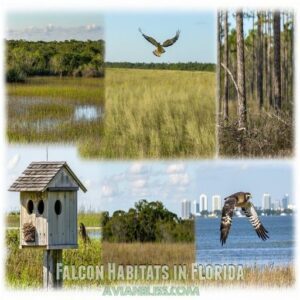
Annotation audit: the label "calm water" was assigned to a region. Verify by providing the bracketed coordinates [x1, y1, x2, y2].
[196, 216, 294, 266]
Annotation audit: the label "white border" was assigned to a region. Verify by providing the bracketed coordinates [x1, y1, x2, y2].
[0, 0, 299, 299]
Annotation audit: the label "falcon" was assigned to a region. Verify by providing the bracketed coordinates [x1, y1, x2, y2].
[220, 192, 269, 246]
[139, 28, 180, 57]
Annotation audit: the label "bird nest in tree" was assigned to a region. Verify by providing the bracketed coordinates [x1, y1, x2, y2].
[23, 222, 36, 242]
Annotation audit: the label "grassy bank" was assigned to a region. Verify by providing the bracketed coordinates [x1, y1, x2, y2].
[6, 212, 102, 228]
[7, 77, 104, 143]
[6, 229, 293, 288]
[79, 68, 216, 158]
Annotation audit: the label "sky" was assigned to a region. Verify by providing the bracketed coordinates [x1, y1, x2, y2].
[105, 11, 216, 63]
[6, 12, 104, 41]
[6, 11, 216, 63]
[6, 145, 293, 216]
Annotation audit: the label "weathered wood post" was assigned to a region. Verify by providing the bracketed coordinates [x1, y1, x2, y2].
[8, 161, 87, 289]
[43, 250, 63, 289]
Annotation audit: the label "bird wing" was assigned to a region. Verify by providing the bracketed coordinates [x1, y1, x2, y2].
[220, 196, 237, 246]
[162, 30, 180, 47]
[241, 202, 269, 241]
[139, 28, 160, 47]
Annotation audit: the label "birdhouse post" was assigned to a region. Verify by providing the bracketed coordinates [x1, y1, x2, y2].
[9, 161, 87, 289]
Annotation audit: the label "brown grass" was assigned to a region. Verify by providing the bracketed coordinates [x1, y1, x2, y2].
[102, 242, 195, 266]
[218, 99, 293, 158]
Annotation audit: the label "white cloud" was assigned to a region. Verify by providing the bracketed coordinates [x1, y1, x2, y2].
[131, 179, 147, 189]
[169, 173, 190, 186]
[166, 163, 186, 174]
[6, 24, 104, 41]
[101, 183, 119, 198]
[129, 163, 148, 175]
[7, 154, 20, 170]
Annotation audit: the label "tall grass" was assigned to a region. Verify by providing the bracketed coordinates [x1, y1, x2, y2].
[79, 68, 216, 158]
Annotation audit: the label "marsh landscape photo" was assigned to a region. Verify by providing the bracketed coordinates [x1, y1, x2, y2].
[6, 12, 104, 146]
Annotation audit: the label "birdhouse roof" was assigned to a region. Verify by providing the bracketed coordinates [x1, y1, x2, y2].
[8, 161, 87, 193]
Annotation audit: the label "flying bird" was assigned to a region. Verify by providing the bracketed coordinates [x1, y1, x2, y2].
[139, 28, 180, 57]
[220, 192, 269, 246]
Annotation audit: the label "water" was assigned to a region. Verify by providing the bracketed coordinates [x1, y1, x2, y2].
[74, 105, 102, 121]
[87, 229, 102, 240]
[196, 215, 294, 266]
[10, 96, 103, 130]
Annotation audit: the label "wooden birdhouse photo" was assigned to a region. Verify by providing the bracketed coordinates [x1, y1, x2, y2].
[9, 161, 87, 249]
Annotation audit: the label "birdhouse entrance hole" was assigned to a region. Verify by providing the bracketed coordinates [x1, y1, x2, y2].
[38, 200, 44, 215]
[54, 200, 62, 215]
[27, 200, 34, 215]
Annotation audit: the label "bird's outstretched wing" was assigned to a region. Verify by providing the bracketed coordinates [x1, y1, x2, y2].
[162, 30, 180, 47]
[241, 202, 269, 241]
[220, 197, 236, 246]
[139, 28, 160, 47]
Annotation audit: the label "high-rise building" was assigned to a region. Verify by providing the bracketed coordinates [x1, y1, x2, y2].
[199, 194, 208, 212]
[282, 194, 289, 209]
[181, 199, 191, 220]
[194, 200, 200, 215]
[212, 195, 222, 212]
[262, 193, 271, 210]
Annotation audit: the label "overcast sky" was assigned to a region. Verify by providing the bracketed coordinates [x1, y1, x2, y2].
[6, 145, 293, 215]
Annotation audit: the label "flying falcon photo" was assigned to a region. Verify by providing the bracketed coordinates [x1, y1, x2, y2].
[139, 28, 180, 57]
[220, 192, 269, 245]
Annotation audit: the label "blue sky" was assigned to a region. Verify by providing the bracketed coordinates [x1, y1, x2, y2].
[6, 145, 293, 216]
[6, 12, 104, 41]
[105, 11, 216, 63]
[6, 11, 216, 63]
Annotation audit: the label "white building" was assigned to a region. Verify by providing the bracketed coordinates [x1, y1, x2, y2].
[262, 193, 271, 210]
[212, 195, 222, 212]
[199, 194, 208, 212]
[194, 200, 200, 215]
[181, 199, 191, 220]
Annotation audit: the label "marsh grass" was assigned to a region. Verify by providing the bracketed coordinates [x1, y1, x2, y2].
[5, 230, 293, 288]
[218, 98, 293, 157]
[79, 68, 216, 158]
[7, 77, 104, 143]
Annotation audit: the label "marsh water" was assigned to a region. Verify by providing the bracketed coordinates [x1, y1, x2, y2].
[196, 215, 294, 266]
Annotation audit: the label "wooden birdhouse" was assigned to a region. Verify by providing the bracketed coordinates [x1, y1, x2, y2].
[9, 161, 87, 249]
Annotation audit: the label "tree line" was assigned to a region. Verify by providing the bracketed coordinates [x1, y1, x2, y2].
[102, 199, 194, 243]
[105, 61, 215, 72]
[6, 39, 105, 82]
[218, 10, 294, 156]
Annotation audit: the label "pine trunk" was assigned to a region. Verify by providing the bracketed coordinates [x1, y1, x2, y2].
[223, 11, 229, 120]
[257, 12, 263, 109]
[236, 10, 247, 154]
[273, 11, 281, 111]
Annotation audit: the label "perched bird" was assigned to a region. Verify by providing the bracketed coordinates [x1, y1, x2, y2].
[79, 222, 91, 245]
[220, 192, 269, 246]
[139, 28, 180, 57]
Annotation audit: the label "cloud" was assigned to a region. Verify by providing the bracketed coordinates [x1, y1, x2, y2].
[100, 182, 119, 198]
[131, 179, 147, 189]
[129, 163, 148, 175]
[169, 173, 190, 186]
[6, 24, 104, 41]
[166, 163, 186, 174]
[7, 154, 20, 170]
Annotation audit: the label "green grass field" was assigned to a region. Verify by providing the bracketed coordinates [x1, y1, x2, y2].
[79, 68, 216, 158]
[7, 77, 104, 143]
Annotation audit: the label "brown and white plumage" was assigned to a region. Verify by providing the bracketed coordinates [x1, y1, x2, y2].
[220, 192, 269, 246]
[139, 28, 180, 57]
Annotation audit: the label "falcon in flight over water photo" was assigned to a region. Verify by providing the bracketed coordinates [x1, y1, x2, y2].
[220, 192, 269, 246]
[139, 28, 180, 57]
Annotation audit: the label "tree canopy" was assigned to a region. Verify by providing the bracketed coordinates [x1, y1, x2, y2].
[102, 199, 194, 243]
[6, 39, 105, 82]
